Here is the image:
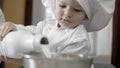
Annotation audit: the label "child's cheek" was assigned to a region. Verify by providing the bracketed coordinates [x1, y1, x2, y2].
[56, 10, 63, 20]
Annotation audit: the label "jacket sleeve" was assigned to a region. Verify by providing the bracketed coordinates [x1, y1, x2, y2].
[14, 21, 44, 34]
[0, 8, 5, 24]
[58, 36, 91, 58]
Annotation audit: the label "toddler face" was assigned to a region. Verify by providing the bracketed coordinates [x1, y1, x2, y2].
[55, 0, 86, 28]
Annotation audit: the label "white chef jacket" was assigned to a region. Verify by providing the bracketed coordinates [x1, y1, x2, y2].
[0, 9, 5, 24]
[11, 20, 91, 58]
[0, 8, 5, 63]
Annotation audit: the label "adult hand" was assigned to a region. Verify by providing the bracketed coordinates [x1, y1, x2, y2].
[0, 22, 17, 40]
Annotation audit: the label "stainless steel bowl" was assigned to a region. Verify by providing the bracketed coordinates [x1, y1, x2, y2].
[23, 52, 92, 68]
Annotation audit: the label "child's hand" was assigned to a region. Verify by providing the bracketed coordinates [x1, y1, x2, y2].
[0, 22, 17, 40]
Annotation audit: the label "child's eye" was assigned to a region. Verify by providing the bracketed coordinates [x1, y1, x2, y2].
[74, 9, 82, 12]
[59, 5, 66, 8]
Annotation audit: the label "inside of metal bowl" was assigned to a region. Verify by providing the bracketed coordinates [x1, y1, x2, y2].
[23, 52, 93, 68]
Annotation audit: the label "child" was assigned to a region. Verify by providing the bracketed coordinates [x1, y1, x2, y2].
[0, 0, 114, 60]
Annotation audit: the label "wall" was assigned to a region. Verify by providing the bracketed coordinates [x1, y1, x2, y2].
[3, 0, 25, 24]
[89, 19, 113, 64]
[32, 0, 45, 25]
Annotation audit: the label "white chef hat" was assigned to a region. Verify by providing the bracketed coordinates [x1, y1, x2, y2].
[41, 0, 115, 32]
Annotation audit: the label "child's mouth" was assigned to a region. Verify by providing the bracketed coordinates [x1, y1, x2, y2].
[61, 19, 70, 24]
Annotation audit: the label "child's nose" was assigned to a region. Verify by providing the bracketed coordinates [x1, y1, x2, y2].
[63, 9, 73, 19]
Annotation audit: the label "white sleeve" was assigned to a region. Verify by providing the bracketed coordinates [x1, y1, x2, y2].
[14, 24, 37, 34]
[58, 36, 91, 58]
[0, 8, 5, 23]
[14, 21, 44, 34]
